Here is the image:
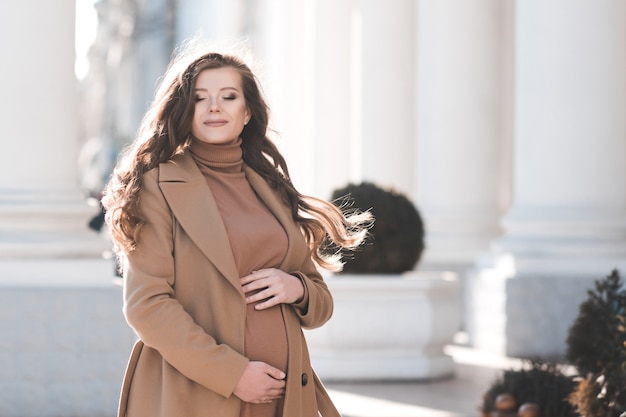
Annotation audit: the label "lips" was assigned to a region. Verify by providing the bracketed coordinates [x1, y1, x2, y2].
[204, 120, 228, 127]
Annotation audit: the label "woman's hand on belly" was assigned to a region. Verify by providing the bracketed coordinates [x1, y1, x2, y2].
[233, 361, 286, 404]
[241, 268, 305, 310]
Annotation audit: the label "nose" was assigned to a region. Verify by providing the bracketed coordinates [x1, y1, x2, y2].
[208, 97, 220, 112]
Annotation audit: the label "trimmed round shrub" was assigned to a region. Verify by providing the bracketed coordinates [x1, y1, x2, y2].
[331, 182, 424, 274]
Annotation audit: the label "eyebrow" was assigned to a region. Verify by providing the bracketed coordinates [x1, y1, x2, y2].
[194, 87, 241, 93]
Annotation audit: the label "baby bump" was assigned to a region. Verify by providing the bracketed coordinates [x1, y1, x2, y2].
[244, 301, 288, 372]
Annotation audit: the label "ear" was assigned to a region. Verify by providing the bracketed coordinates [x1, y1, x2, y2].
[244, 108, 251, 125]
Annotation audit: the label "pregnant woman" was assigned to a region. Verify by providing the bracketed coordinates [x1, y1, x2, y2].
[102, 45, 370, 417]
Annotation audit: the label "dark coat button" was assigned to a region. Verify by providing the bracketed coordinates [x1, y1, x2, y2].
[301, 373, 308, 386]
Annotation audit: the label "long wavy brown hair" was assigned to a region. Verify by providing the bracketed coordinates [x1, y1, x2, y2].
[102, 48, 370, 271]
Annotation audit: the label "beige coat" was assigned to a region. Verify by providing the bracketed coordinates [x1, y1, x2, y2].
[118, 151, 340, 417]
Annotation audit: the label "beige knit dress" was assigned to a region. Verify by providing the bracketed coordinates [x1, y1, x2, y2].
[190, 138, 300, 417]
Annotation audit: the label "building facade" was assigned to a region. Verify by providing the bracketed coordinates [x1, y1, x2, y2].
[2, 0, 626, 360]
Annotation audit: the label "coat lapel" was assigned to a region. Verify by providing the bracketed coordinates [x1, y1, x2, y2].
[158, 152, 241, 293]
[157, 151, 307, 291]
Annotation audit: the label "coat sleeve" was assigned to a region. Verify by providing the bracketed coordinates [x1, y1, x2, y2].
[122, 168, 249, 398]
[289, 253, 334, 330]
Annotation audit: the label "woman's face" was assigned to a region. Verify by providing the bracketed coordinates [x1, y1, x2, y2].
[191, 67, 250, 145]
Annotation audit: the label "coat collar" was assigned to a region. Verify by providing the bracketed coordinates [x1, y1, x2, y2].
[157, 150, 303, 292]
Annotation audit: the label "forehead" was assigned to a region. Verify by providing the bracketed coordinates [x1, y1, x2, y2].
[194, 67, 243, 90]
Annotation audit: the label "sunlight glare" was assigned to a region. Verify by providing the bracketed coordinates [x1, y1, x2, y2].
[75, 0, 98, 80]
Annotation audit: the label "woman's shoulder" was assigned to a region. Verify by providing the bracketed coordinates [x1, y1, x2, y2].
[139, 152, 189, 190]
[156, 150, 202, 182]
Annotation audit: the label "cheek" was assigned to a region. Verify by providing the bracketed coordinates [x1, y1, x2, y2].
[240, 108, 251, 122]
[192, 106, 203, 124]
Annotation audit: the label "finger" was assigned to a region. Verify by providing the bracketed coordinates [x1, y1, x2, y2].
[255, 391, 282, 404]
[239, 271, 260, 286]
[240, 275, 265, 290]
[240, 268, 273, 285]
[264, 365, 286, 381]
[242, 276, 276, 295]
[243, 282, 271, 299]
[245, 287, 274, 303]
[267, 387, 286, 397]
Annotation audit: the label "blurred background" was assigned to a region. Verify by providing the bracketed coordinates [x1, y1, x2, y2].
[3, 0, 626, 363]
[0, 0, 625, 415]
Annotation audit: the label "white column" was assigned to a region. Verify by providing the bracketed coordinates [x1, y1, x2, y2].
[1, 1, 79, 192]
[470, 0, 626, 357]
[175, 0, 246, 44]
[252, 1, 355, 201]
[415, 0, 513, 270]
[251, 0, 317, 195]
[353, 0, 416, 197]
[311, 0, 354, 200]
[505, 0, 626, 259]
[0, 0, 105, 257]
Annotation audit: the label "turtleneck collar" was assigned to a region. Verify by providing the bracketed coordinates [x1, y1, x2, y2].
[189, 137, 243, 173]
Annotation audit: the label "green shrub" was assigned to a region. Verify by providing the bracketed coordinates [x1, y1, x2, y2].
[330, 182, 424, 274]
[566, 269, 626, 417]
[481, 360, 579, 417]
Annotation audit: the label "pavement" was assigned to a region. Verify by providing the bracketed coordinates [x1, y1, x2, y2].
[325, 344, 525, 417]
